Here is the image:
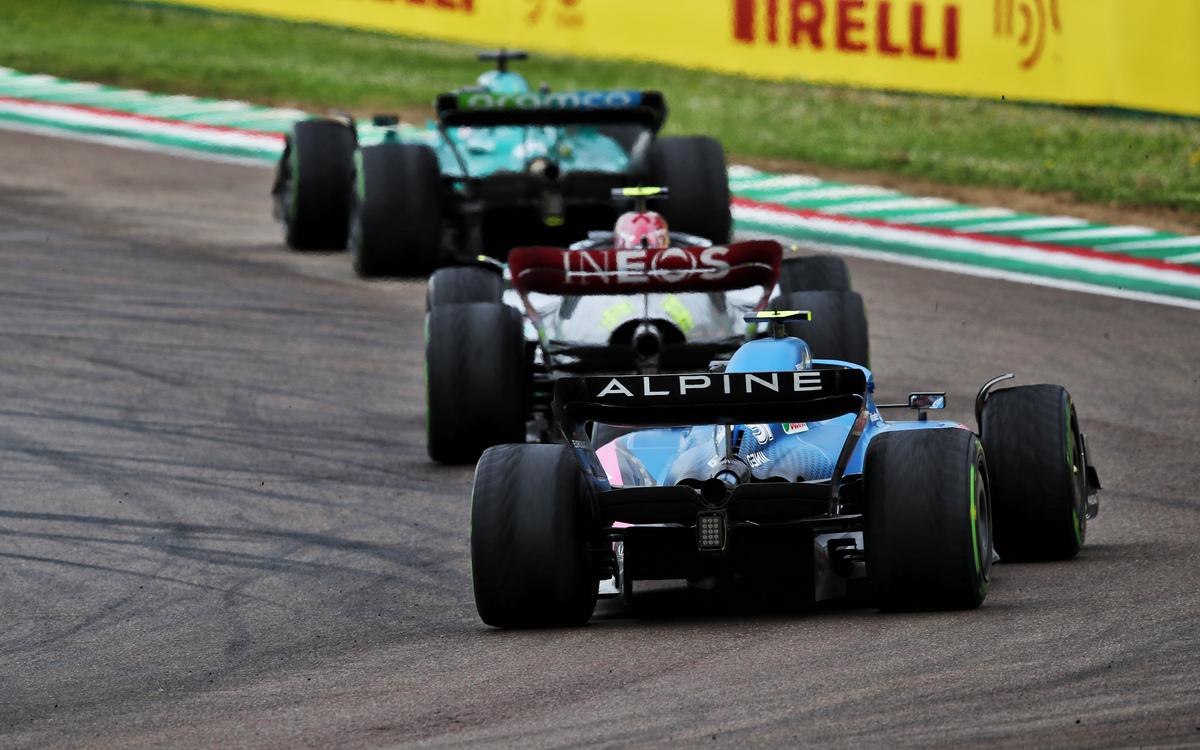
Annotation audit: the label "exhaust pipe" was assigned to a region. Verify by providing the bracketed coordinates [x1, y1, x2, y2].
[700, 456, 751, 507]
[632, 323, 662, 360]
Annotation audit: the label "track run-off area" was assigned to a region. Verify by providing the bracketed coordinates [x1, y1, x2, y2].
[1, 118, 1199, 745]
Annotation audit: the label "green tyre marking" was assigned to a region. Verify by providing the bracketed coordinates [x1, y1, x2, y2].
[1066, 399, 1084, 548]
[969, 463, 981, 576]
[288, 133, 300, 220]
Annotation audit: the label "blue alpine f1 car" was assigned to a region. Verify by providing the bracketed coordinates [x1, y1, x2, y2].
[272, 50, 732, 277]
[470, 311, 1101, 628]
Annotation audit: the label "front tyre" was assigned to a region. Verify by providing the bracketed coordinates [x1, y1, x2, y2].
[352, 143, 443, 278]
[981, 384, 1088, 561]
[865, 429, 992, 611]
[426, 302, 526, 464]
[471, 444, 598, 628]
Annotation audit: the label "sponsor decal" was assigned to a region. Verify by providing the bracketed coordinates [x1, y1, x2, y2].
[598, 300, 636, 331]
[563, 246, 731, 285]
[782, 422, 809, 434]
[747, 450, 771, 468]
[592, 371, 824, 399]
[458, 90, 642, 110]
[746, 424, 774, 444]
[525, 0, 584, 27]
[732, 0, 960, 61]
[994, 0, 1062, 69]
[661, 294, 695, 333]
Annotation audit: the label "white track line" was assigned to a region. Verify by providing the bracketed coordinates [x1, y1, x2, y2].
[775, 186, 899, 202]
[956, 216, 1090, 233]
[1104, 236, 1200, 252]
[887, 207, 1016, 224]
[0, 119, 275, 168]
[1023, 226, 1157, 243]
[729, 174, 824, 190]
[0, 98, 284, 151]
[822, 197, 957, 215]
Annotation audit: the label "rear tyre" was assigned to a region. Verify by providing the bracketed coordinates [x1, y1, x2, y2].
[471, 444, 598, 628]
[770, 290, 869, 366]
[352, 143, 443, 278]
[426, 302, 526, 464]
[865, 429, 991, 611]
[980, 385, 1087, 561]
[427, 266, 503, 309]
[779, 255, 851, 293]
[650, 136, 732, 244]
[275, 119, 356, 251]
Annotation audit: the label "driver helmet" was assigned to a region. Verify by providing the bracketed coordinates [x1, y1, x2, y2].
[476, 70, 530, 95]
[614, 211, 670, 251]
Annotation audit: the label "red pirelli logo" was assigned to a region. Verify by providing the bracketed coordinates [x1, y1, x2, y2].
[733, 0, 960, 60]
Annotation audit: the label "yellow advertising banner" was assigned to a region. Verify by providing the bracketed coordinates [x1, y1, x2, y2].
[153, 0, 1200, 116]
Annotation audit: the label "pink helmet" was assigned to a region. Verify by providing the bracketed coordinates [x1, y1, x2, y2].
[614, 210, 670, 251]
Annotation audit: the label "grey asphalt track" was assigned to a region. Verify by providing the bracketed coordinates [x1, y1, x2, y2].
[1, 128, 1198, 749]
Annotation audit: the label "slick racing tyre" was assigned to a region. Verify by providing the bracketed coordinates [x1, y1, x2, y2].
[471, 444, 598, 628]
[650, 136, 732, 244]
[779, 254, 851, 293]
[980, 385, 1088, 561]
[275, 119, 356, 251]
[426, 302, 526, 463]
[352, 143, 442, 278]
[771, 291, 869, 366]
[426, 266, 503, 308]
[865, 429, 992, 611]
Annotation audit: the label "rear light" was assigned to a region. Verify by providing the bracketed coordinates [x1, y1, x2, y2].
[696, 512, 727, 552]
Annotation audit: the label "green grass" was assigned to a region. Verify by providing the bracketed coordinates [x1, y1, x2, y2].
[2, 0, 1199, 217]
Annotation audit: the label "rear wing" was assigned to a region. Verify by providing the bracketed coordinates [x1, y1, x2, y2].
[556, 366, 870, 512]
[436, 90, 667, 130]
[508, 241, 782, 297]
[555, 367, 867, 428]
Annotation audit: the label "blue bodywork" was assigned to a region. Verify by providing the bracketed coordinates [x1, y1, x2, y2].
[599, 334, 963, 489]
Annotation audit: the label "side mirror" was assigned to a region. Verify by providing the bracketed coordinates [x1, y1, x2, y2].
[877, 392, 947, 420]
[908, 392, 946, 410]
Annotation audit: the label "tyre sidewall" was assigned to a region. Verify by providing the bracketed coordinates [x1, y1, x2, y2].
[426, 303, 526, 463]
[471, 444, 598, 628]
[865, 429, 991, 610]
[352, 143, 443, 277]
[281, 119, 356, 251]
[981, 385, 1085, 561]
[427, 266, 504, 308]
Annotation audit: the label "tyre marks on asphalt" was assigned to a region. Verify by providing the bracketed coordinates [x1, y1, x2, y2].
[0, 128, 1198, 748]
